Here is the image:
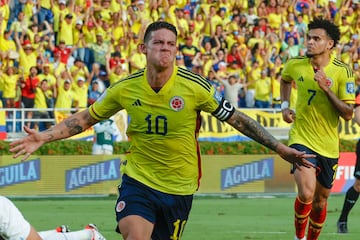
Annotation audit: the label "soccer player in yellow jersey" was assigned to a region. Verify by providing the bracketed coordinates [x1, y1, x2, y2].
[10, 21, 315, 240]
[280, 18, 355, 240]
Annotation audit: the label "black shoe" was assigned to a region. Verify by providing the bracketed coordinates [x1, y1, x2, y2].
[337, 221, 348, 233]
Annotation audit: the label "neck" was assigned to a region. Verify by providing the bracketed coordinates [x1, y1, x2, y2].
[310, 53, 331, 69]
[147, 65, 174, 88]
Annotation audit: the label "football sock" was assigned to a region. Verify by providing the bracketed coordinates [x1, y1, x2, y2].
[38, 230, 58, 238]
[39, 229, 93, 240]
[338, 186, 359, 222]
[294, 197, 312, 239]
[307, 203, 327, 240]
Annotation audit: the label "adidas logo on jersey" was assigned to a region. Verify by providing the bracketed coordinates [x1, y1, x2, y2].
[132, 99, 142, 106]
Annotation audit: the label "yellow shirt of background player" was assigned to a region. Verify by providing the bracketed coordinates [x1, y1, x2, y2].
[89, 66, 222, 195]
[282, 56, 355, 158]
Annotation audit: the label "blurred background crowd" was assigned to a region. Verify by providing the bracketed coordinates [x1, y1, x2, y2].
[0, 0, 359, 131]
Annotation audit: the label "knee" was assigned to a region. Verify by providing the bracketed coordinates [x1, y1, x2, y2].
[298, 189, 315, 203]
[312, 202, 326, 212]
[312, 196, 328, 212]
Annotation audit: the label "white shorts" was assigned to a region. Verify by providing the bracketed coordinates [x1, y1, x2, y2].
[92, 144, 113, 155]
[0, 196, 31, 240]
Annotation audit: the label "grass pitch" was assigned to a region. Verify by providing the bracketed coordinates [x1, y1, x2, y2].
[11, 194, 360, 240]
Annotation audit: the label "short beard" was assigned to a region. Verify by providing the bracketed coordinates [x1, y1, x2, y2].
[306, 49, 326, 58]
[306, 52, 314, 57]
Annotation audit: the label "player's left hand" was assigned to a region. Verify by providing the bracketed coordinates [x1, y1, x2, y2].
[277, 144, 316, 170]
[9, 126, 45, 161]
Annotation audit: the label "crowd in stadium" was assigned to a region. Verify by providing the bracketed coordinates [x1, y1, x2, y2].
[0, 0, 359, 130]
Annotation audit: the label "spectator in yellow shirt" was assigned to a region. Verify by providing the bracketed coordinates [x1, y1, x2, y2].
[72, 19, 86, 61]
[245, 60, 261, 108]
[14, 37, 38, 75]
[254, 69, 271, 108]
[59, 13, 75, 46]
[51, 0, 73, 44]
[0, 29, 17, 67]
[72, 76, 90, 110]
[70, 58, 90, 84]
[97, 0, 113, 24]
[34, 79, 55, 131]
[129, 43, 146, 74]
[55, 74, 75, 116]
[9, 11, 29, 39]
[1, 66, 20, 108]
[271, 71, 282, 109]
[26, 21, 52, 44]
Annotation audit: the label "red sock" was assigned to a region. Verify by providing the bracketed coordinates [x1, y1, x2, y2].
[294, 197, 312, 239]
[307, 203, 327, 240]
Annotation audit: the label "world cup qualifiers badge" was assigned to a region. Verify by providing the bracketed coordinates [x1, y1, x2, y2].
[346, 82, 355, 94]
[170, 96, 185, 111]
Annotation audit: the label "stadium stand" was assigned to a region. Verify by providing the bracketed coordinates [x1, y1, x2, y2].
[0, 0, 359, 134]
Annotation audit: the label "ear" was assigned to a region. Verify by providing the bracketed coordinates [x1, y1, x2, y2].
[139, 44, 146, 54]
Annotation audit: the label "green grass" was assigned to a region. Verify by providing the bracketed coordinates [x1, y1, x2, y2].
[11, 194, 360, 240]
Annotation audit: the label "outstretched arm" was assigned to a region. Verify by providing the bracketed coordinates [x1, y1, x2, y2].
[10, 110, 99, 160]
[226, 110, 315, 168]
[226, 110, 279, 152]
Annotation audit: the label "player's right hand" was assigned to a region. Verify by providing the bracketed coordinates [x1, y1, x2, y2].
[282, 108, 296, 123]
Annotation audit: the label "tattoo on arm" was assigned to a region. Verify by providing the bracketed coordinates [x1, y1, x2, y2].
[44, 128, 55, 141]
[65, 118, 83, 135]
[42, 110, 98, 141]
[227, 111, 279, 152]
[83, 112, 99, 126]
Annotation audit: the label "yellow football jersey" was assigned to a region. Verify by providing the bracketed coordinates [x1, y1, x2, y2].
[282, 56, 355, 158]
[89, 66, 234, 195]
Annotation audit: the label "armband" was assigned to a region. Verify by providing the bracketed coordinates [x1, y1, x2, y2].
[212, 99, 235, 121]
[281, 101, 289, 111]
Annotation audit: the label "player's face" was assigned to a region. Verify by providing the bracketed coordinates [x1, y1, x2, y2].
[306, 28, 334, 57]
[142, 29, 177, 70]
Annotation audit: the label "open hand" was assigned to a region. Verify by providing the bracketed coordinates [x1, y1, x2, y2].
[9, 126, 45, 161]
[277, 144, 316, 170]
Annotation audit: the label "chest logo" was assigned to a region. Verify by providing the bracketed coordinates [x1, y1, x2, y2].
[326, 78, 333, 88]
[170, 96, 185, 111]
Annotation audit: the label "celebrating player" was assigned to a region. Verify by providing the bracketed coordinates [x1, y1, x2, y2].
[280, 18, 355, 240]
[10, 21, 315, 240]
